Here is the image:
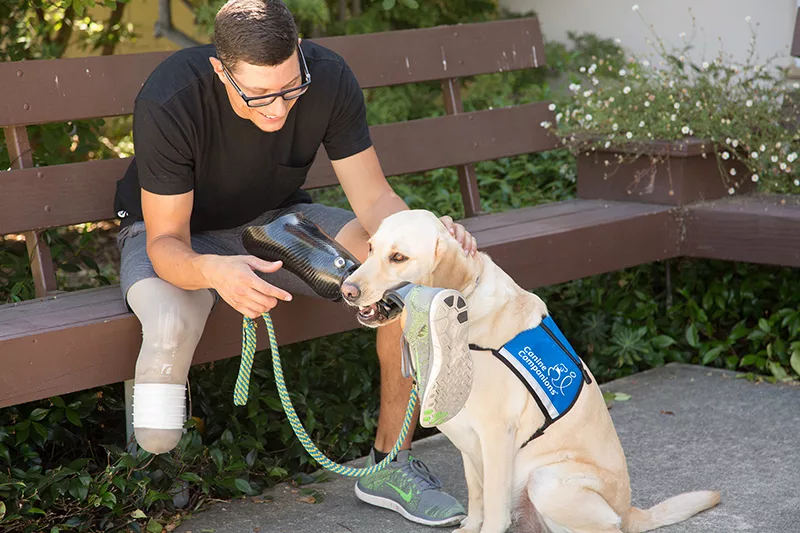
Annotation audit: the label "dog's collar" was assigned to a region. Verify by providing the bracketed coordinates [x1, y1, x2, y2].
[470, 316, 591, 449]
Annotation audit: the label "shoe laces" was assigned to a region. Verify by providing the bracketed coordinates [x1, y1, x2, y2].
[400, 457, 443, 492]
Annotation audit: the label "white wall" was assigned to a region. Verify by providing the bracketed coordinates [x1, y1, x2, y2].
[501, 0, 798, 69]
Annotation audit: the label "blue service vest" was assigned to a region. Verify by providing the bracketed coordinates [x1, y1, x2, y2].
[470, 315, 591, 445]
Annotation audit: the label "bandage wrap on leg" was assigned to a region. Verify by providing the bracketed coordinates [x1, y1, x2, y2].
[132, 383, 187, 430]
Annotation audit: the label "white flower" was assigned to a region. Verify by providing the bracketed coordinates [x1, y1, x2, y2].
[604, 141, 611, 148]
[592, 77, 600, 86]
[776, 142, 782, 149]
[644, 101, 651, 107]
[612, 123, 619, 131]
[548, 103, 557, 111]
[540, 121, 552, 128]
[750, 152, 758, 159]
[642, 60, 650, 67]
[679, 55, 685, 62]
[793, 83, 799, 90]
[580, 66, 587, 73]
[588, 63, 597, 75]
[615, 38, 622, 44]
[722, 152, 730, 160]
[745, 16, 751, 22]
[585, 114, 593, 121]
[726, 138, 732, 144]
[781, 162, 788, 170]
[569, 83, 581, 92]
[679, 32, 686, 39]
[789, 152, 798, 162]
[794, 179, 800, 186]
[732, 140, 739, 147]
[746, 100, 753, 107]
[681, 126, 690, 134]
[623, 86, 631, 94]
[583, 90, 593, 97]
[771, 155, 778, 163]
[619, 69, 627, 76]
[632, 4, 640, 11]
[669, 80, 675, 88]
[730, 168, 737, 176]
[728, 187, 735, 195]
[639, 120, 645, 127]
[626, 132, 633, 139]
[760, 144, 766, 152]
[674, 103, 680, 110]
[556, 113, 563, 122]
[670, 114, 677, 121]
[751, 174, 759, 182]
[696, 101, 702, 108]
[608, 96, 615, 102]
[702, 62, 709, 70]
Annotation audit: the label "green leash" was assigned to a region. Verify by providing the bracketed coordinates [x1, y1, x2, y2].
[233, 313, 418, 477]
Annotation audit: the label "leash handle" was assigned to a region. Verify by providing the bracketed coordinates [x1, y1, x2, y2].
[235, 313, 418, 477]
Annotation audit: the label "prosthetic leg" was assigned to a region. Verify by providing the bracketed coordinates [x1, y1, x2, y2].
[127, 278, 214, 454]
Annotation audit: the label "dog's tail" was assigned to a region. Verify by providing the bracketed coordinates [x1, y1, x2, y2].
[623, 490, 720, 533]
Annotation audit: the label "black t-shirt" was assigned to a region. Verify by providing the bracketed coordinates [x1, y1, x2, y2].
[113, 41, 372, 231]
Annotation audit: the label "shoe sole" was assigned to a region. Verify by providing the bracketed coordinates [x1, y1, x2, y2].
[354, 484, 465, 527]
[414, 288, 473, 428]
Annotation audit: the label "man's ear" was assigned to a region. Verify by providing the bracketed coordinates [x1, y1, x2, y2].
[208, 57, 226, 83]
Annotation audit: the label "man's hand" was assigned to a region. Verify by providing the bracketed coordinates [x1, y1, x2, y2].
[439, 215, 478, 257]
[200, 255, 293, 319]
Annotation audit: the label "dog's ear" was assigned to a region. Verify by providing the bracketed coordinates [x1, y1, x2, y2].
[429, 231, 473, 290]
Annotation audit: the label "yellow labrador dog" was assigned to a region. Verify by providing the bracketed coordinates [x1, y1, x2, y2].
[342, 210, 719, 533]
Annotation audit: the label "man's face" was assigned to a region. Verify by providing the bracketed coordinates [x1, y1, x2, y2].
[211, 47, 304, 133]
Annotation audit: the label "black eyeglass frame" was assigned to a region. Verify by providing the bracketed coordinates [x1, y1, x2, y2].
[221, 45, 311, 108]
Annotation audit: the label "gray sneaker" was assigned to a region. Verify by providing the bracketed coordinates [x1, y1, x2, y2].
[402, 286, 473, 427]
[355, 449, 466, 527]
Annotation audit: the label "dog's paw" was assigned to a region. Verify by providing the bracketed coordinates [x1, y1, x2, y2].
[452, 518, 482, 533]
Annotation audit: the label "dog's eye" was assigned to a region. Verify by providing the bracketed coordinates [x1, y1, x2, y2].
[368, 243, 373, 255]
[389, 252, 408, 263]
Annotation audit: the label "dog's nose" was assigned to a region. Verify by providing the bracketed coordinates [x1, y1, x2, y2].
[341, 282, 361, 302]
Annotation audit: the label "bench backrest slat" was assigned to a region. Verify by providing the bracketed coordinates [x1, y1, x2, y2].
[0, 18, 545, 128]
[1, 103, 556, 234]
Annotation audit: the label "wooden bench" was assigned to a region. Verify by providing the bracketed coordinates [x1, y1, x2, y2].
[1, 15, 798, 417]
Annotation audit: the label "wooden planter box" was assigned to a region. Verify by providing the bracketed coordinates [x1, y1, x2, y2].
[577, 139, 755, 205]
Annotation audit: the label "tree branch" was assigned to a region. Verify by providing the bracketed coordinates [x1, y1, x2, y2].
[154, 0, 200, 49]
[101, 1, 127, 55]
[52, 6, 75, 56]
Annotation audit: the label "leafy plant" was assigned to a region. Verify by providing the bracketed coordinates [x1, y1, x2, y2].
[547, 6, 800, 194]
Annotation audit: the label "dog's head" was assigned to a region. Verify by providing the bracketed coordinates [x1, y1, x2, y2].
[341, 210, 475, 327]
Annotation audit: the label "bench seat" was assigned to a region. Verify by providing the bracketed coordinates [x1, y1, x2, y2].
[0, 199, 679, 408]
[684, 194, 800, 268]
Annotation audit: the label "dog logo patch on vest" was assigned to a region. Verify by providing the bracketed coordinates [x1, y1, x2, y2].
[494, 315, 588, 423]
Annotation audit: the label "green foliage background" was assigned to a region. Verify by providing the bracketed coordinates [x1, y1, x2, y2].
[1, 1, 799, 531]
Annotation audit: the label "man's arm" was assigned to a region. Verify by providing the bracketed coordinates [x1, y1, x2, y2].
[331, 147, 478, 255]
[141, 189, 292, 318]
[330, 146, 407, 235]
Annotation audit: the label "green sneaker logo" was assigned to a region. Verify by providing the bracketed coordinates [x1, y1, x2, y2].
[387, 482, 415, 503]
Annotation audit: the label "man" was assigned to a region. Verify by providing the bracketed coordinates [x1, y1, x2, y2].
[113, 0, 477, 527]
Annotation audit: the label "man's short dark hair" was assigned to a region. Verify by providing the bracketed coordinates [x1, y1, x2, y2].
[214, 0, 298, 70]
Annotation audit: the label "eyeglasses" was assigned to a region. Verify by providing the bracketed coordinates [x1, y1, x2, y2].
[221, 45, 311, 108]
